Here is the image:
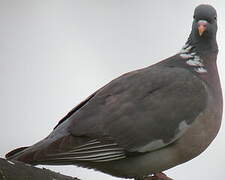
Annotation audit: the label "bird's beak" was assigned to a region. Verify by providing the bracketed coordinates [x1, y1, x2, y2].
[198, 20, 208, 36]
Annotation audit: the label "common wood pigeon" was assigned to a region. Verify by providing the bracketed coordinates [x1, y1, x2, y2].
[6, 4, 222, 180]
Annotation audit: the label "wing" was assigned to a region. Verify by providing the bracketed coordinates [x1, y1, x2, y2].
[49, 63, 207, 163]
[68, 64, 207, 151]
[54, 92, 98, 129]
[45, 138, 126, 163]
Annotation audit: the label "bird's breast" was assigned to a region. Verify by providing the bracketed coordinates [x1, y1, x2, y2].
[173, 84, 223, 162]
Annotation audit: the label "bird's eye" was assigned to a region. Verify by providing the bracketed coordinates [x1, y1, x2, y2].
[214, 16, 217, 20]
[193, 15, 196, 19]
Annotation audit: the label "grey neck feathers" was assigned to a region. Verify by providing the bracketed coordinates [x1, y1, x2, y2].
[186, 32, 218, 55]
[178, 32, 218, 74]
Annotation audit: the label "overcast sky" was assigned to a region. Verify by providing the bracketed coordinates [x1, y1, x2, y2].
[0, 1, 225, 180]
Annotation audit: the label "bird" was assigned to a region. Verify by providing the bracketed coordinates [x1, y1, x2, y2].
[6, 4, 222, 180]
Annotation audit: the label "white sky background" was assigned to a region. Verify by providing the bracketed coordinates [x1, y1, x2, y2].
[0, 1, 225, 180]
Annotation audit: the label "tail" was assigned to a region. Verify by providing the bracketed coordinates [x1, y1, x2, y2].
[5, 138, 52, 165]
[5, 146, 36, 164]
[6, 146, 29, 159]
[5, 133, 75, 165]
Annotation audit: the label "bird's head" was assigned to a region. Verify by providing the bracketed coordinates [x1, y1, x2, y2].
[192, 4, 217, 40]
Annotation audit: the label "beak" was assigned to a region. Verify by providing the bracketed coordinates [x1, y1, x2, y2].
[197, 20, 208, 36]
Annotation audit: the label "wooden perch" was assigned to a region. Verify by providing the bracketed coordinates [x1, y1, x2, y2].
[0, 158, 172, 180]
[0, 158, 79, 180]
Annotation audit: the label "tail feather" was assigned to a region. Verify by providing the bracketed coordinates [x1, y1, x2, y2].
[5, 138, 52, 165]
[5, 134, 75, 165]
[5, 146, 29, 159]
[5, 146, 38, 165]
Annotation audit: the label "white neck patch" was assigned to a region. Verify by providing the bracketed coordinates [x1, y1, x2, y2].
[179, 44, 207, 73]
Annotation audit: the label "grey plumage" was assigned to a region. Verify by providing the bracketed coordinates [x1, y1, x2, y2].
[6, 4, 222, 180]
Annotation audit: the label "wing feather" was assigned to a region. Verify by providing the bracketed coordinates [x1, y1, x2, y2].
[68, 65, 207, 153]
[46, 139, 126, 163]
